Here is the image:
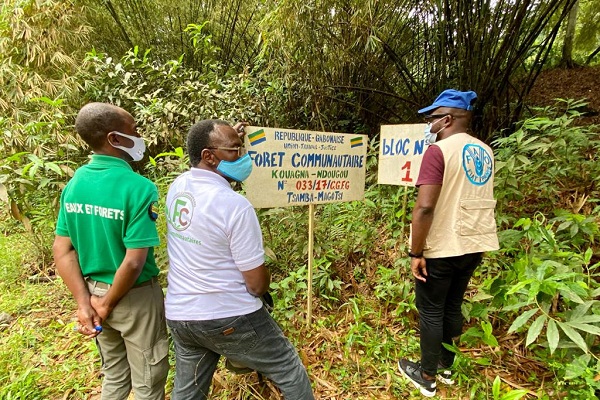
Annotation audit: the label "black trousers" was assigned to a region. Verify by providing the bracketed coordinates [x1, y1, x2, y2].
[415, 252, 483, 376]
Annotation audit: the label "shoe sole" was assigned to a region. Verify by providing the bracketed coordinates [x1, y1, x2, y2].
[437, 373, 455, 385]
[398, 361, 436, 398]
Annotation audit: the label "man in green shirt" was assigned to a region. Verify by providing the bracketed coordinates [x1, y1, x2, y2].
[53, 103, 169, 399]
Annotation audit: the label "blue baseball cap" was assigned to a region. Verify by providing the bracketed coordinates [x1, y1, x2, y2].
[418, 89, 478, 114]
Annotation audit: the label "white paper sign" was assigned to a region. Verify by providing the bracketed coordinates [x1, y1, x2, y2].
[243, 126, 368, 208]
[377, 124, 427, 186]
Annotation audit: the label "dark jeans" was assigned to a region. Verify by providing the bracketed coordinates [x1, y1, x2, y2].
[167, 306, 314, 400]
[415, 252, 482, 377]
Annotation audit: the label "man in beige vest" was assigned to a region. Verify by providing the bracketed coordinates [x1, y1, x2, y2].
[398, 90, 499, 397]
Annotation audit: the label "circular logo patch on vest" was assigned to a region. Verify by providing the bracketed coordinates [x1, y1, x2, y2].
[167, 192, 196, 231]
[462, 144, 493, 186]
[148, 201, 159, 221]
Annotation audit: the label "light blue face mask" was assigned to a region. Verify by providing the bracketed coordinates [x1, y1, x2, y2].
[216, 153, 253, 182]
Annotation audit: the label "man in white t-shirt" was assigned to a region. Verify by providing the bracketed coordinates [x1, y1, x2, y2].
[165, 119, 314, 400]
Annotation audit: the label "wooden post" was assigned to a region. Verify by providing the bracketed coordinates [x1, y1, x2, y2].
[307, 204, 315, 325]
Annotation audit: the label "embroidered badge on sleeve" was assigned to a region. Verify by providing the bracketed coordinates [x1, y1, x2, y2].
[148, 201, 159, 221]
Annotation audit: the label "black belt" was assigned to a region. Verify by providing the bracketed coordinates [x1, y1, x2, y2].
[85, 276, 158, 290]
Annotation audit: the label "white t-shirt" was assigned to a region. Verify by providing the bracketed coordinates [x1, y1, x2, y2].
[165, 168, 264, 320]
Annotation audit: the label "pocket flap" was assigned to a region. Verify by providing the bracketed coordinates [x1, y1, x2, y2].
[143, 336, 169, 366]
[460, 199, 496, 210]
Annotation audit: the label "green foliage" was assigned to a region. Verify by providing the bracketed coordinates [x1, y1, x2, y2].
[0, 100, 79, 269]
[0, 0, 598, 396]
[493, 99, 600, 219]
[269, 265, 308, 321]
[0, 235, 100, 399]
[491, 376, 529, 400]
[486, 101, 600, 397]
[79, 0, 267, 72]
[498, 215, 599, 355]
[0, 0, 89, 267]
[79, 47, 279, 153]
[0, 0, 90, 114]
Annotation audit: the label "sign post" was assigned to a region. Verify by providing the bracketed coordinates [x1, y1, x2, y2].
[243, 127, 368, 324]
[378, 124, 427, 225]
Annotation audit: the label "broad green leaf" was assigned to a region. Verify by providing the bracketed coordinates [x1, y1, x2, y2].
[526, 314, 547, 346]
[493, 375, 501, 399]
[500, 390, 529, 400]
[577, 315, 600, 324]
[558, 287, 585, 304]
[508, 309, 538, 334]
[474, 357, 491, 366]
[506, 280, 533, 296]
[481, 321, 499, 346]
[29, 163, 40, 179]
[45, 162, 63, 175]
[558, 321, 588, 352]
[502, 301, 532, 312]
[583, 248, 593, 264]
[570, 302, 594, 319]
[547, 319, 559, 355]
[566, 322, 600, 336]
[569, 223, 579, 237]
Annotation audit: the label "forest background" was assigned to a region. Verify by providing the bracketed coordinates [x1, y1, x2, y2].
[0, 0, 599, 399]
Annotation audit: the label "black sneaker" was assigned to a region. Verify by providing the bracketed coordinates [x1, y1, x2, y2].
[398, 359, 436, 397]
[436, 362, 454, 385]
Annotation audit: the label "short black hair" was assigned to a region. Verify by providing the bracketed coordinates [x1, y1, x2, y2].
[75, 103, 128, 149]
[187, 119, 229, 166]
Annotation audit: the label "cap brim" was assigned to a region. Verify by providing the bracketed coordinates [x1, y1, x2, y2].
[418, 104, 439, 114]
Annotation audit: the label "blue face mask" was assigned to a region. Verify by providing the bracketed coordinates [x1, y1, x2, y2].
[216, 153, 253, 182]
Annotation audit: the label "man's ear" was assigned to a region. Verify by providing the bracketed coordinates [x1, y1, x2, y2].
[107, 131, 120, 145]
[444, 115, 454, 127]
[201, 148, 216, 166]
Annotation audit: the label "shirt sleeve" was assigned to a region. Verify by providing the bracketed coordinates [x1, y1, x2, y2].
[229, 204, 265, 272]
[123, 182, 160, 249]
[55, 189, 69, 237]
[416, 145, 445, 186]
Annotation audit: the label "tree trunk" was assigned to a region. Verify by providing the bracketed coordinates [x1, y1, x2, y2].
[560, 0, 579, 68]
[586, 44, 600, 65]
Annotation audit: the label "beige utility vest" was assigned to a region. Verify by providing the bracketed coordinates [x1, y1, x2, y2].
[422, 133, 500, 258]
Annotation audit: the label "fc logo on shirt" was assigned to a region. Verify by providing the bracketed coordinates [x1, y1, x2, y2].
[462, 144, 493, 186]
[167, 192, 196, 231]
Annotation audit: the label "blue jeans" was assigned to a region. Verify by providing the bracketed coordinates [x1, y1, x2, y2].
[167, 306, 314, 400]
[415, 252, 482, 377]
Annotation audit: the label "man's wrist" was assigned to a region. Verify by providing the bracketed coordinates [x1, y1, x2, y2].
[408, 251, 424, 258]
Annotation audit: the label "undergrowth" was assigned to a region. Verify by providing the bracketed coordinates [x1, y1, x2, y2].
[1, 104, 599, 398]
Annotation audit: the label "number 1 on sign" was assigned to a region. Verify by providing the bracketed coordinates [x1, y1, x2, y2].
[401, 161, 412, 182]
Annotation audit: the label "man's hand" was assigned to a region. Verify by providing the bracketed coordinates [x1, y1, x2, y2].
[410, 257, 428, 282]
[76, 301, 102, 338]
[90, 294, 114, 322]
[232, 121, 249, 138]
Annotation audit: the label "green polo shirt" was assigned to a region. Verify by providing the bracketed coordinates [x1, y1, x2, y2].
[56, 155, 160, 284]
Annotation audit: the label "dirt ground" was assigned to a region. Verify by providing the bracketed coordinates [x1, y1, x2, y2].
[527, 64, 600, 125]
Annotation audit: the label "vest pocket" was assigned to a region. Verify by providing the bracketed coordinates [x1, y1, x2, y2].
[459, 199, 497, 236]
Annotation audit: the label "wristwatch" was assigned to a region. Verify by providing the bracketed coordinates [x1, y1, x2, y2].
[408, 251, 423, 258]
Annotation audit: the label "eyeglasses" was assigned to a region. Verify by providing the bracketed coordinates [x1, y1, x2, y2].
[207, 146, 247, 157]
[423, 113, 452, 121]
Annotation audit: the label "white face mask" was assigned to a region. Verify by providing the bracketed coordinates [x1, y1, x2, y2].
[424, 117, 446, 145]
[109, 132, 146, 161]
